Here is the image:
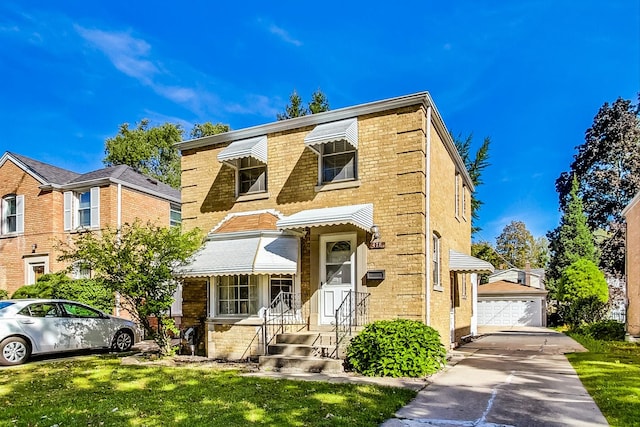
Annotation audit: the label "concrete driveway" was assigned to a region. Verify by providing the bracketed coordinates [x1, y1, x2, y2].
[382, 327, 608, 427]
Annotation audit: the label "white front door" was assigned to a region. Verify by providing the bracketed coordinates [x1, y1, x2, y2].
[319, 234, 356, 325]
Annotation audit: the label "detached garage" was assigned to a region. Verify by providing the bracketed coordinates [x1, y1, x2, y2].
[477, 281, 547, 327]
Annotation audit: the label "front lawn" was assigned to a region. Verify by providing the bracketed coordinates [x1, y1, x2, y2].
[0, 356, 415, 427]
[566, 333, 640, 427]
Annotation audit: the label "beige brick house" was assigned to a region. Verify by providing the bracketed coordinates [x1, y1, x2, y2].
[0, 152, 181, 298]
[623, 191, 640, 340]
[176, 92, 493, 360]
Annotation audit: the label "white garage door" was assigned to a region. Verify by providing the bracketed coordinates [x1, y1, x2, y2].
[477, 299, 542, 326]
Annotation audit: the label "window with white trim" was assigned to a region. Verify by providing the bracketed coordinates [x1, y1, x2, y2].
[64, 187, 100, 230]
[462, 185, 467, 219]
[461, 273, 467, 299]
[270, 275, 294, 313]
[238, 157, 267, 194]
[432, 233, 441, 290]
[1, 194, 24, 235]
[321, 140, 357, 183]
[170, 204, 181, 227]
[455, 173, 460, 218]
[217, 275, 258, 316]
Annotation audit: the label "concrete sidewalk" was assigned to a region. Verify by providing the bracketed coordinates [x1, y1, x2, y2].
[382, 328, 608, 427]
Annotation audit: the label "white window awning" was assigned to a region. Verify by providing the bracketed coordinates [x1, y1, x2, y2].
[178, 232, 298, 277]
[304, 118, 358, 153]
[277, 203, 373, 232]
[449, 250, 495, 273]
[217, 135, 268, 165]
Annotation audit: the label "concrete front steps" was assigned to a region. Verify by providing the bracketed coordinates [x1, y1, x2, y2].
[259, 332, 345, 373]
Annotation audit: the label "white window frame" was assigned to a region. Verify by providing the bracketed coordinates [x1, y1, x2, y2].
[170, 204, 182, 227]
[214, 275, 260, 317]
[455, 172, 460, 219]
[1, 194, 24, 235]
[462, 184, 467, 220]
[318, 140, 357, 185]
[24, 256, 49, 285]
[433, 233, 442, 291]
[461, 273, 467, 299]
[237, 157, 267, 195]
[64, 187, 100, 231]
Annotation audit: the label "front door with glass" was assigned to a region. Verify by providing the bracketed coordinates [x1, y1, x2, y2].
[319, 234, 356, 324]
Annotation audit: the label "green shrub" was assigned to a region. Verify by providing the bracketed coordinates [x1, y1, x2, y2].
[558, 259, 608, 303]
[578, 320, 625, 341]
[562, 296, 609, 329]
[0, 289, 8, 300]
[345, 319, 447, 378]
[12, 272, 114, 312]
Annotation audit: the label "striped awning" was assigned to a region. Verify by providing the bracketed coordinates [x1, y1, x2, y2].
[178, 232, 297, 277]
[304, 118, 358, 152]
[277, 203, 373, 232]
[217, 135, 268, 165]
[449, 250, 495, 273]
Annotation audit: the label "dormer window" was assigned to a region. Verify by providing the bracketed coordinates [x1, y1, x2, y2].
[217, 135, 268, 198]
[305, 118, 359, 185]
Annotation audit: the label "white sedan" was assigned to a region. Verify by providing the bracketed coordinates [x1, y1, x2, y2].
[0, 299, 140, 366]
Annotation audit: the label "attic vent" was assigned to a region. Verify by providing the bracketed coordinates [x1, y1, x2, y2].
[147, 178, 158, 185]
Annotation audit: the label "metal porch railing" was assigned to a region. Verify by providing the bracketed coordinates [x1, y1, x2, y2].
[334, 290, 370, 359]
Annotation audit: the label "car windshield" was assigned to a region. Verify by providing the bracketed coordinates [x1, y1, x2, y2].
[0, 301, 15, 311]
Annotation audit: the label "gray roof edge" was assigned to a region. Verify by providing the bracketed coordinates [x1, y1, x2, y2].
[1, 152, 59, 185]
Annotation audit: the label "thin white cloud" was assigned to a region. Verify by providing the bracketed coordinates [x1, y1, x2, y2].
[269, 23, 302, 46]
[75, 25, 158, 84]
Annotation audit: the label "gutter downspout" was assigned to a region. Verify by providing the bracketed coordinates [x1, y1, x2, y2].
[425, 105, 432, 326]
[115, 183, 122, 317]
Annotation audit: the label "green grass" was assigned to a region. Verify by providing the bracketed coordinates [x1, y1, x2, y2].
[0, 356, 415, 427]
[566, 333, 640, 427]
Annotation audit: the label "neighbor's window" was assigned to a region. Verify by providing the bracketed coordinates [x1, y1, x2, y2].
[270, 275, 294, 313]
[322, 140, 356, 183]
[433, 233, 441, 289]
[64, 188, 100, 230]
[170, 204, 182, 227]
[77, 191, 91, 227]
[238, 157, 267, 194]
[2, 195, 16, 234]
[217, 275, 258, 316]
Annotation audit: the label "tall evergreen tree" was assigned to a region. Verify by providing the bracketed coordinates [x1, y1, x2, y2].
[547, 176, 597, 297]
[277, 89, 330, 120]
[452, 133, 491, 235]
[555, 96, 640, 275]
[308, 89, 330, 114]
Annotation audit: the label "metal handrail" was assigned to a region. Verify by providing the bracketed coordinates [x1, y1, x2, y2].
[262, 291, 306, 354]
[334, 290, 370, 359]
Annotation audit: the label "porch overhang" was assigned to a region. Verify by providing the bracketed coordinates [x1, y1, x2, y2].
[178, 231, 298, 277]
[217, 135, 268, 166]
[303, 118, 358, 154]
[449, 250, 495, 273]
[276, 203, 374, 232]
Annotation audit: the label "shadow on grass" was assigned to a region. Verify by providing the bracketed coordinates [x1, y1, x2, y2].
[0, 356, 415, 426]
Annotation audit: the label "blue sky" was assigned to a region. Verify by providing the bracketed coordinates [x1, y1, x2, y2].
[1, 1, 638, 242]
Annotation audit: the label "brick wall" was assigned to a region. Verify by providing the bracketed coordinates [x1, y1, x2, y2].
[0, 158, 176, 296]
[626, 200, 640, 337]
[180, 103, 472, 353]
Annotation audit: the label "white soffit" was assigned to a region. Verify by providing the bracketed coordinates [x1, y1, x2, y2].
[304, 118, 358, 150]
[217, 135, 268, 164]
[178, 234, 298, 277]
[277, 203, 373, 232]
[449, 250, 495, 273]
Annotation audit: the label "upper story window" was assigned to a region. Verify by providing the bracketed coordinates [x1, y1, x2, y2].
[239, 157, 267, 194]
[170, 204, 182, 227]
[1, 194, 24, 235]
[64, 187, 100, 231]
[462, 184, 467, 219]
[433, 233, 442, 290]
[321, 140, 357, 183]
[217, 135, 268, 198]
[455, 172, 460, 218]
[304, 118, 359, 186]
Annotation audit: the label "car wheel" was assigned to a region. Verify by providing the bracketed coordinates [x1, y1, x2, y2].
[112, 330, 134, 352]
[0, 337, 30, 366]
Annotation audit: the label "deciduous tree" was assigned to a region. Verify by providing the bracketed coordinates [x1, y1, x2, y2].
[555, 96, 640, 275]
[104, 120, 183, 188]
[495, 221, 546, 269]
[190, 122, 230, 139]
[58, 221, 202, 355]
